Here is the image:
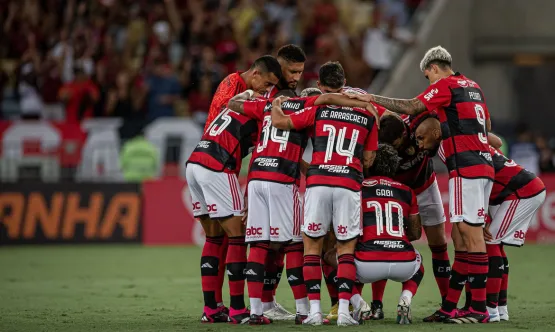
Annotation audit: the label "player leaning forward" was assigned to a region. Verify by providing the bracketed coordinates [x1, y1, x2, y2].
[271, 91, 379, 325]
[346, 46, 495, 324]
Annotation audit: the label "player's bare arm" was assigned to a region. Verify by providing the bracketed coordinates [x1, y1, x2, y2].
[270, 96, 294, 130]
[405, 214, 422, 242]
[343, 92, 426, 116]
[226, 90, 256, 114]
[300, 159, 310, 176]
[488, 132, 503, 149]
[362, 150, 376, 171]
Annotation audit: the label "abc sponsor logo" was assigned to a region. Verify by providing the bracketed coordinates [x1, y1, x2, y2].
[306, 223, 322, 232]
[336, 225, 348, 235]
[514, 230, 526, 240]
[192, 202, 217, 212]
[246, 227, 263, 238]
[270, 227, 280, 236]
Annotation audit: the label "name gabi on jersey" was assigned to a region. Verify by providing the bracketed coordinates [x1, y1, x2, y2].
[376, 189, 393, 197]
[255, 157, 279, 167]
[197, 140, 211, 149]
[319, 165, 350, 174]
[373, 240, 406, 249]
[479, 151, 493, 162]
[320, 109, 368, 126]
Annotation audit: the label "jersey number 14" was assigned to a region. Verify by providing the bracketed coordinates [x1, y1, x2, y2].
[323, 125, 359, 164]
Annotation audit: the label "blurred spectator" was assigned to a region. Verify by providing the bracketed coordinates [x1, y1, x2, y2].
[510, 123, 540, 175]
[58, 66, 99, 123]
[188, 75, 213, 128]
[145, 59, 181, 121]
[106, 71, 144, 120]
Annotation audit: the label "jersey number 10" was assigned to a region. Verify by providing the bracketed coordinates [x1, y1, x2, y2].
[366, 200, 404, 238]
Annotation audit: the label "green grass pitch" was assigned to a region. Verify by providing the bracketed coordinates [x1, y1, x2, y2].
[1, 245, 555, 331]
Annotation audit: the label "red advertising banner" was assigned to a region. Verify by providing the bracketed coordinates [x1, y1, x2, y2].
[142, 174, 554, 246]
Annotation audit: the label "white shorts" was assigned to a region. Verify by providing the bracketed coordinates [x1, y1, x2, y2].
[245, 180, 303, 243]
[355, 250, 422, 283]
[417, 179, 446, 227]
[449, 177, 493, 225]
[185, 163, 244, 219]
[488, 191, 546, 247]
[303, 186, 361, 241]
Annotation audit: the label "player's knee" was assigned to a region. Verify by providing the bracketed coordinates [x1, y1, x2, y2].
[219, 216, 245, 237]
[424, 224, 447, 246]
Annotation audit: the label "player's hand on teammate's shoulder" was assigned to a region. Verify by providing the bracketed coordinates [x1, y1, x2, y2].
[365, 103, 380, 129]
[342, 91, 373, 103]
[272, 95, 290, 106]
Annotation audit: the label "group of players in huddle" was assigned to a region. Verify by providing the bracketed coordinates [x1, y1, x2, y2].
[185, 44, 546, 325]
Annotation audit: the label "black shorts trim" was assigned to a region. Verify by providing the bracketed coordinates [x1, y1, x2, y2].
[501, 241, 523, 248]
[462, 220, 485, 227]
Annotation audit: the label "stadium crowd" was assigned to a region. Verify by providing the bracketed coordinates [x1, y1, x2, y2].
[0, 0, 418, 125]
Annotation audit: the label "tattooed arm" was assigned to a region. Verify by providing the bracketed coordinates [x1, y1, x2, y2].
[343, 93, 428, 116]
[369, 95, 427, 116]
[270, 96, 294, 130]
[405, 214, 422, 242]
[226, 90, 255, 114]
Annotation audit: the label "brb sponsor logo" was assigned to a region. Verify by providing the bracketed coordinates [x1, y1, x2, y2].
[246, 227, 263, 238]
[270, 227, 280, 236]
[514, 230, 526, 240]
[307, 223, 322, 232]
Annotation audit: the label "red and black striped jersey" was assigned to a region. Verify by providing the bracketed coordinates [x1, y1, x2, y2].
[489, 146, 545, 205]
[392, 115, 436, 194]
[289, 105, 378, 192]
[187, 108, 257, 175]
[204, 72, 247, 132]
[416, 73, 494, 180]
[242, 96, 319, 184]
[356, 176, 419, 262]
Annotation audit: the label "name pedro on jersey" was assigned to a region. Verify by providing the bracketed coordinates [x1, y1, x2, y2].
[320, 109, 368, 125]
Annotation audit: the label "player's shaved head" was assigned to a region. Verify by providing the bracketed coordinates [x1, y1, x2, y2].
[251, 55, 282, 80]
[370, 144, 401, 178]
[415, 117, 442, 155]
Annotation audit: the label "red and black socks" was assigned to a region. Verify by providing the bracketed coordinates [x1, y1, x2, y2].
[499, 245, 509, 308]
[467, 251, 489, 313]
[285, 243, 308, 315]
[337, 254, 356, 315]
[246, 242, 269, 315]
[372, 279, 387, 306]
[429, 243, 451, 300]
[226, 236, 248, 312]
[304, 254, 322, 314]
[442, 251, 468, 313]
[201, 235, 225, 310]
[216, 234, 228, 306]
[486, 244, 503, 309]
[322, 260, 338, 306]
